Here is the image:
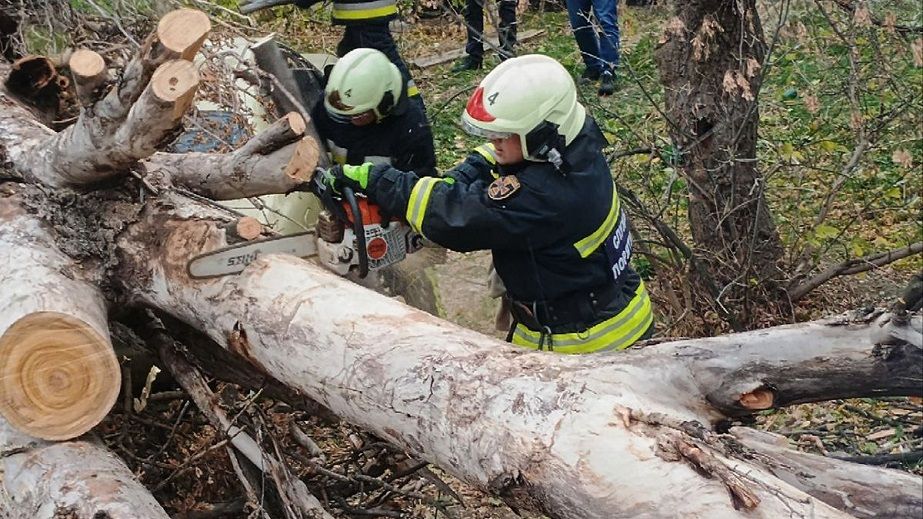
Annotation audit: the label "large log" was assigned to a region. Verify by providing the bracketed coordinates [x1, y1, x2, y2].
[0, 195, 119, 441]
[0, 416, 169, 518]
[112, 190, 922, 518]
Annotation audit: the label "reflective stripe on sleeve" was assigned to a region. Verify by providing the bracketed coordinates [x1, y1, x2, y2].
[510, 281, 653, 354]
[573, 188, 621, 258]
[405, 177, 445, 235]
[474, 143, 497, 165]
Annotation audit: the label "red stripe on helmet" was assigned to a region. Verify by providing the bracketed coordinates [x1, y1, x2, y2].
[465, 86, 495, 122]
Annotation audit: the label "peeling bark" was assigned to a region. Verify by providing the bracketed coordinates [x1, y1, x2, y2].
[0, 417, 169, 519]
[107, 190, 922, 518]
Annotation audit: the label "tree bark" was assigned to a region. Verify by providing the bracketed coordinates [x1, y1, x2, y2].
[142, 112, 320, 199]
[0, 9, 209, 187]
[730, 427, 923, 519]
[0, 416, 169, 518]
[656, 1, 785, 328]
[110, 190, 921, 518]
[0, 194, 120, 441]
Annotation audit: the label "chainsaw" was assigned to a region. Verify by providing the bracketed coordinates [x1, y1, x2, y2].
[187, 173, 423, 280]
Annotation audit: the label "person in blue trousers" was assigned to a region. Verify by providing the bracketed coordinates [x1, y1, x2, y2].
[566, 0, 620, 95]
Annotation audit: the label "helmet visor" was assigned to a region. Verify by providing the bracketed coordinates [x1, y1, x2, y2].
[460, 116, 513, 140]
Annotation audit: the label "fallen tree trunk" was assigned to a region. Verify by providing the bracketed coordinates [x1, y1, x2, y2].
[111, 189, 922, 518]
[0, 8, 919, 517]
[0, 194, 119, 441]
[0, 416, 169, 518]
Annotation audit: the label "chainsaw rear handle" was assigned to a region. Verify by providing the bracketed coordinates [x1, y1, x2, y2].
[239, 0, 294, 14]
[341, 186, 370, 279]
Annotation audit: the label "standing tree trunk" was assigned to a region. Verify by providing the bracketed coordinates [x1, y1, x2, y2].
[656, 0, 785, 330]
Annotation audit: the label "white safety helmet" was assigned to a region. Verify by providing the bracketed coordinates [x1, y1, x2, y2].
[324, 48, 403, 124]
[461, 54, 586, 165]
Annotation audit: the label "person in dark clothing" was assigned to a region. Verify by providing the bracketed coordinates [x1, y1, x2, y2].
[452, 0, 517, 71]
[315, 48, 436, 176]
[566, 0, 620, 95]
[240, 0, 424, 107]
[325, 55, 654, 353]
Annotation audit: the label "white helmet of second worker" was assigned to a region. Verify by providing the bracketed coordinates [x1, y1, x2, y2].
[324, 48, 403, 125]
[461, 54, 586, 165]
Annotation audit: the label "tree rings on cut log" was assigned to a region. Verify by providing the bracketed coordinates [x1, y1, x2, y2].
[0, 312, 120, 440]
[285, 136, 320, 182]
[233, 217, 264, 241]
[150, 59, 200, 119]
[157, 9, 211, 61]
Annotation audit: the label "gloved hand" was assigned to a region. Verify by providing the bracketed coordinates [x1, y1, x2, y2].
[322, 163, 373, 195]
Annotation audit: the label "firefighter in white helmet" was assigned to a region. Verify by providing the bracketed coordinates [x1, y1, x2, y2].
[325, 54, 654, 353]
[314, 48, 435, 176]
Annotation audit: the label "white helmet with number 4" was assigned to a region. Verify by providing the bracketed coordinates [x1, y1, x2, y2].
[324, 48, 403, 123]
[461, 54, 586, 165]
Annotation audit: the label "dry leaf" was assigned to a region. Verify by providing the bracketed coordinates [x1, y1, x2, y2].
[722, 70, 739, 96]
[692, 15, 723, 61]
[850, 111, 864, 130]
[804, 94, 820, 114]
[854, 5, 872, 28]
[746, 57, 761, 78]
[883, 12, 897, 34]
[660, 17, 686, 45]
[912, 38, 923, 68]
[892, 149, 913, 169]
[736, 73, 754, 101]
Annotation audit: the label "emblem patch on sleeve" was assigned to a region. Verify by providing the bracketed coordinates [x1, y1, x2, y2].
[487, 175, 521, 201]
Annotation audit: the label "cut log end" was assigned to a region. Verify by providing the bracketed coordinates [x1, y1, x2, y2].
[150, 59, 200, 119]
[8, 55, 56, 92]
[69, 49, 106, 78]
[739, 388, 775, 410]
[234, 217, 264, 241]
[0, 312, 120, 440]
[157, 9, 211, 61]
[285, 136, 320, 182]
[285, 112, 307, 136]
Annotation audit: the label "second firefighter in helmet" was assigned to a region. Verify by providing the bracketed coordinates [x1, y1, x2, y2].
[327, 54, 654, 353]
[315, 48, 436, 176]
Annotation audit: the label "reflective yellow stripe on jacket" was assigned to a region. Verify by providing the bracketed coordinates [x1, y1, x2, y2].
[511, 281, 653, 354]
[573, 188, 620, 258]
[332, 0, 397, 21]
[406, 176, 449, 235]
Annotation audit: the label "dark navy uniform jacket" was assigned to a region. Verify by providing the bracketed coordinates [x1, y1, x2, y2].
[312, 89, 436, 177]
[367, 117, 635, 301]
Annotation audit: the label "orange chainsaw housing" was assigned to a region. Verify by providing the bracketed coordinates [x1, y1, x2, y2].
[341, 198, 402, 226]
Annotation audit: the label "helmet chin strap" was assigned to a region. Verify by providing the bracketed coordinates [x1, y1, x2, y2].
[524, 121, 567, 173]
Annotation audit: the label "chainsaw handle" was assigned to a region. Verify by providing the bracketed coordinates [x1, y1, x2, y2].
[342, 186, 369, 279]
